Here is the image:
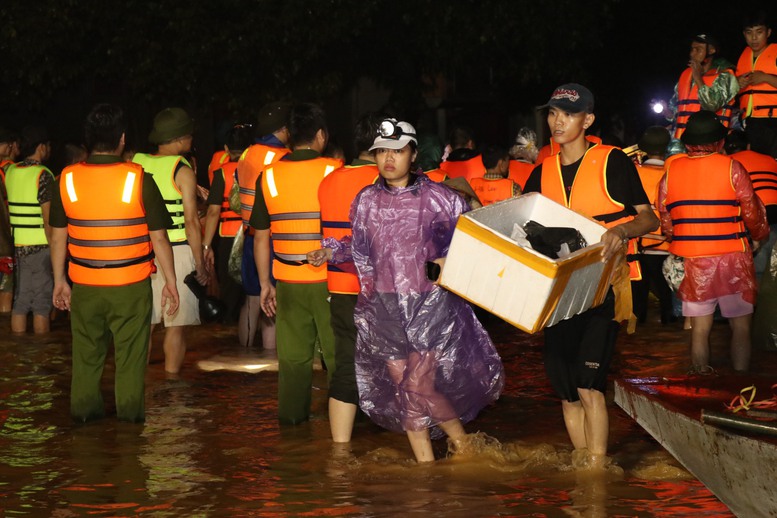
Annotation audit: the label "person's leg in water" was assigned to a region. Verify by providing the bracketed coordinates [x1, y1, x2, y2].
[388, 353, 465, 462]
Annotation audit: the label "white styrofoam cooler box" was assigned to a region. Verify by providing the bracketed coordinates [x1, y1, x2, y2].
[439, 192, 617, 334]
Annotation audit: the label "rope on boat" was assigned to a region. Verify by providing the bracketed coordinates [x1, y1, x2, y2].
[725, 384, 777, 413]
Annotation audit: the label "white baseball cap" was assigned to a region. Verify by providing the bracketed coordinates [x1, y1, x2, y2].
[369, 119, 418, 151]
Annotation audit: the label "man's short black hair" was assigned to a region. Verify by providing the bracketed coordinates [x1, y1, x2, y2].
[85, 103, 126, 153]
[481, 144, 508, 170]
[20, 124, 50, 159]
[448, 124, 475, 150]
[353, 111, 386, 155]
[288, 102, 327, 148]
[743, 9, 770, 30]
[226, 124, 255, 153]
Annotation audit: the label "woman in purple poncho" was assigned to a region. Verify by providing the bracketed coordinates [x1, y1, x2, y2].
[349, 118, 504, 463]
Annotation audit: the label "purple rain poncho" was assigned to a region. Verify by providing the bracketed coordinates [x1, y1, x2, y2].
[346, 173, 504, 438]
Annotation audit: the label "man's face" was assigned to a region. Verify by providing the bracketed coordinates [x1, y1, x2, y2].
[689, 41, 709, 64]
[744, 25, 771, 53]
[547, 107, 592, 146]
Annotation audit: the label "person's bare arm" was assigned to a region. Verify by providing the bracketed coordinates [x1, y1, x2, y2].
[254, 228, 276, 317]
[50, 226, 71, 311]
[176, 166, 208, 285]
[149, 228, 179, 316]
[600, 204, 659, 261]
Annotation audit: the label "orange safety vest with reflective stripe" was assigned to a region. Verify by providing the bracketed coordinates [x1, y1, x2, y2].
[260, 156, 342, 283]
[439, 155, 485, 181]
[535, 135, 603, 164]
[541, 145, 642, 280]
[673, 66, 737, 139]
[664, 154, 749, 258]
[60, 162, 154, 286]
[318, 163, 379, 294]
[237, 143, 290, 227]
[423, 168, 447, 182]
[636, 162, 670, 253]
[208, 150, 229, 186]
[730, 149, 777, 207]
[216, 161, 242, 237]
[508, 160, 533, 190]
[736, 43, 777, 118]
[469, 177, 515, 206]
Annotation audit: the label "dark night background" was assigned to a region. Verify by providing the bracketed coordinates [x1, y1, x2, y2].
[1, 0, 774, 181]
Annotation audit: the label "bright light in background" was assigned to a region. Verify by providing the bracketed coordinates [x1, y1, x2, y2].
[651, 99, 667, 114]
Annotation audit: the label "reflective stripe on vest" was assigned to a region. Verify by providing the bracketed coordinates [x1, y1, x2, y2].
[731, 150, 777, 207]
[237, 144, 290, 226]
[736, 44, 777, 118]
[319, 163, 379, 294]
[540, 145, 642, 280]
[5, 163, 52, 246]
[132, 153, 189, 242]
[665, 154, 748, 257]
[61, 163, 154, 286]
[674, 66, 737, 138]
[261, 156, 343, 282]
[217, 161, 242, 237]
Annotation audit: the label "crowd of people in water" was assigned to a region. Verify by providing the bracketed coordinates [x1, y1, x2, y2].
[0, 8, 775, 466]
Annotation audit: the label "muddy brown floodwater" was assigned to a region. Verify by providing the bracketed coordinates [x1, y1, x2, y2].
[2, 298, 766, 517]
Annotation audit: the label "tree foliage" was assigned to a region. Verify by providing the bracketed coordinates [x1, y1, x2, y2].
[1, 0, 617, 120]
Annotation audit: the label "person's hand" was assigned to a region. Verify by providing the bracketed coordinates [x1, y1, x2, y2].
[53, 281, 72, 311]
[162, 282, 180, 316]
[259, 284, 277, 317]
[194, 261, 209, 286]
[600, 226, 628, 262]
[203, 246, 215, 273]
[739, 72, 753, 89]
[306, 248, 332, 267]
[196, 185, 209, 201]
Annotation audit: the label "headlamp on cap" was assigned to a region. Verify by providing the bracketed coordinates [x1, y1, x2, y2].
[377, 119, 417, 141]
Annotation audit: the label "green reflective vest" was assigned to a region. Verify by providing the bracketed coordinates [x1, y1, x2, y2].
[132, 153, 190, 243]
[5, 163, 53, 246]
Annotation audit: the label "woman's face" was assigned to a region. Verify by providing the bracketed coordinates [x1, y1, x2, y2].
[375, 145, 417, 187]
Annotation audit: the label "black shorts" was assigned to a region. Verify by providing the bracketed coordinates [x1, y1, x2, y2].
[542, 288, 619, 402]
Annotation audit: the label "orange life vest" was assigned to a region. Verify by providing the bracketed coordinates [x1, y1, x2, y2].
[216, 161, 242, 237]
[60, 162, 154, 286]
[423, 168, 447, 182]
[207, 150, 229, 186]
[673, 66, 737, 139]
[540, 145, 642, 280]
[664, 154, 749, 258]
[730, 149, 777, 207]
[636, 162, 670, 253]
[736, 43, 777, 118]
[535, 135, 603, 165]
[237, 143, 290, 227]
[469, 177, 515, 206]
[260, 156, 343, 283]
[508, 160, 533, 189]
[318, 163, 379, 294]
[439, 155, 485, 181]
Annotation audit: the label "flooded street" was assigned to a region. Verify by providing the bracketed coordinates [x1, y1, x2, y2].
[1, 300, 764, 517]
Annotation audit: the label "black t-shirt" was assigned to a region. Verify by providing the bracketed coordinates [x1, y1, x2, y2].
[523, 145, 649, 217]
